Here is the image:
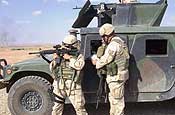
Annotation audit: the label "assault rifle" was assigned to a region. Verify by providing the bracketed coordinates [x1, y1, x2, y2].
[96, 73, 108, 109]
[29, 44, 78, 63]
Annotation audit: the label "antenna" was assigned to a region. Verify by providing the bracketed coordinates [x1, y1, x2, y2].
[73, 6, 82, 9]
[73, 0, 82, 9]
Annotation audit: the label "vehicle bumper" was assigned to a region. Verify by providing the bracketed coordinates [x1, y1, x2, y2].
[0, 80, 7, 89]
[0, 59, 8, 89]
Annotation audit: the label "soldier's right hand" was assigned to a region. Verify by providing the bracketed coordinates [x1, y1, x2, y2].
[91, 54, 99, 65]
[53, 53, 59, 59]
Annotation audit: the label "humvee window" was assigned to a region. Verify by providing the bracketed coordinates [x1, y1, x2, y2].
[146, 39, 167, 55]
[90, 40, 102, 55]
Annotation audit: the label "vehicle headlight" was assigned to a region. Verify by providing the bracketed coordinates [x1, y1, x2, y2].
[6, 66, 19, 75]
[6, 68, 12, 75]
[11, 66, 19, 71]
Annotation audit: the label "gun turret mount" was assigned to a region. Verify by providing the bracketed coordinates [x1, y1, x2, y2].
[72, 0, 167, 28]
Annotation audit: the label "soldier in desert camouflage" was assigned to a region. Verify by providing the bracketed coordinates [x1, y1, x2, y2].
[50, 34, 87, 115]
[91, 23, 130, 115]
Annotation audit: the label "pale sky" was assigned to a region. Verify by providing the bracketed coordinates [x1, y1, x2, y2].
[0, 0, 174, 45]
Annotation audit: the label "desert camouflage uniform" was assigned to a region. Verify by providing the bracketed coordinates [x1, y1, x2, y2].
[51, 54, 87, 115]
[96, 36, 129, 115]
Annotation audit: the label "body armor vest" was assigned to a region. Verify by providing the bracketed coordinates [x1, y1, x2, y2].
[59, 50, 81, 83]
[60, 59, 77, 80]
[107, 37, 130, 76]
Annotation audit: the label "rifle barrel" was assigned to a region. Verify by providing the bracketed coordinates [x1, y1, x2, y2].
[29, 49, 56, 55]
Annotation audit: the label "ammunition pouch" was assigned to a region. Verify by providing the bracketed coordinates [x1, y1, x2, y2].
[109, 81, 124, 99]
[97, 67, 107, 75]
[106, 61, 118, 76]
[106, 58, 129, 77]
[73, 71, 81, 83]
[97, 44, 106, 58]
[118, 69, 129, 81]
[62, 68, 75, 79]
[60, 67, 81, 83]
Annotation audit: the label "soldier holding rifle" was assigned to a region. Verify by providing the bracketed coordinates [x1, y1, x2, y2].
[50, 34, 88, 115]
[91, 23, 130, 115]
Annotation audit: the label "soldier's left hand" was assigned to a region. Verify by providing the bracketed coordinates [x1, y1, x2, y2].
[53, 53, 58, 59]
[91, 59, 97, 65]
[91, 54, 98, 65]
[63, 53, 72, 60]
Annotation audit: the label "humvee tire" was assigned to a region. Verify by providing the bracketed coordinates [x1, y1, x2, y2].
[8, 76, 54, 115]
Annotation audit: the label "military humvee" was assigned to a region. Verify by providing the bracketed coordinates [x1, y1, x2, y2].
[0, 0, 175, 114]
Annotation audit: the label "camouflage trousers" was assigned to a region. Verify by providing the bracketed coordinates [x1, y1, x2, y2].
[52, 80, 87, 115]
[106, 73, 126, 115]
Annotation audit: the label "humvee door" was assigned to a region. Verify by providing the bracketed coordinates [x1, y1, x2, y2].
[126, 33, 175, 102]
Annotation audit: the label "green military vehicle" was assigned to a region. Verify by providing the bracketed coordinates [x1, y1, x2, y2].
[1, 0, 175, 114]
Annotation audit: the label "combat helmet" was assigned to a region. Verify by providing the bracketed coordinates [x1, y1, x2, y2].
[99, 23, 114, 36]
[63, 35, 77, 45]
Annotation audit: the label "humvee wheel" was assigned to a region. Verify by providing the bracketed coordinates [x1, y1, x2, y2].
[8, 76, 54, 115]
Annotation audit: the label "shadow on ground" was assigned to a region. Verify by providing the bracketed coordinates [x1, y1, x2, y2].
[63, 99, 175, 115]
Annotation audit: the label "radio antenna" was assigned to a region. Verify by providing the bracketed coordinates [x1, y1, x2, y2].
[73, 0, 82, 9]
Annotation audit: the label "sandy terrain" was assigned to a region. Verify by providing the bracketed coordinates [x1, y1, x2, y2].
[0, 45, 52, 115]
[0, 46, 52, 64]
[0, 89, 10, 115]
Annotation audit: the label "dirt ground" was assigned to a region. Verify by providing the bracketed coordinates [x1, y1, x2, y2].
[0, 46, 52, 115]
[0, 46, 52, 64]
[0, 89, 10, 115]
